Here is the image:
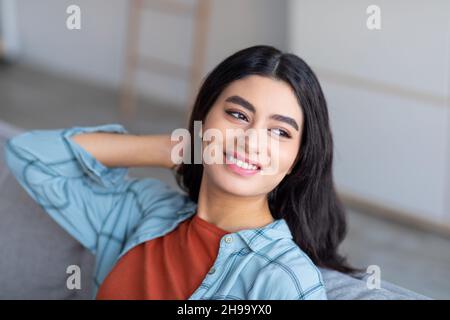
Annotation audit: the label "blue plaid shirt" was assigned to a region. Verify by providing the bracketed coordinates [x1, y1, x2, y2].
[4, 123, 327, 300]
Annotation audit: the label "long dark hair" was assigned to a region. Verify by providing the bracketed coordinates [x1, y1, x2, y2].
[174, 45, 360, 275]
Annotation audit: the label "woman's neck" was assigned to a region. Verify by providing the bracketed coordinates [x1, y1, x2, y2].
[195, 175, 275, 233]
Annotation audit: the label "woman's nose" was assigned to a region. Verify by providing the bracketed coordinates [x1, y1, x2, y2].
[244, 128, 260, 155]
[232, 127, 267, 158]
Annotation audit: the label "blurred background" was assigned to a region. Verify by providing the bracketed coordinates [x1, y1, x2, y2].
[0, 0, 449, 299]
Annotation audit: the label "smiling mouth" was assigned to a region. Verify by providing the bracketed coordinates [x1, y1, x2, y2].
[223, 151, 261, 172]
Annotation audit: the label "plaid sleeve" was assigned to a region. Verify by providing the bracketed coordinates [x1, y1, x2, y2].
[3, 124, 131, 254]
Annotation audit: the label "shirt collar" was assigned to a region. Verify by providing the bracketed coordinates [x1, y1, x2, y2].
[176, 201, 293, 252]
[235, 218, 293, 251]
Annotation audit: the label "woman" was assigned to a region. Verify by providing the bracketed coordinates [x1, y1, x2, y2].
[4, 45, 358, 300]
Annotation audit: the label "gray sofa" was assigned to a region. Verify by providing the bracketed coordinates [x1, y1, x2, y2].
[0, 119, 429, 300]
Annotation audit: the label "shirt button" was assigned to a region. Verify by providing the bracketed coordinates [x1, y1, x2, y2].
[208, 267, 216, 275]
[224, 235, 233, 244]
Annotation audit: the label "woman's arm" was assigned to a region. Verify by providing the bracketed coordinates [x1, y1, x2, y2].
[3, 123, 181, 254]
[71, 132, 178, 170]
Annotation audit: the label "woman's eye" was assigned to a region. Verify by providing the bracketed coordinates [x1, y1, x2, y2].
[226, 110, 249, 122]
[270, 128, 291, 138]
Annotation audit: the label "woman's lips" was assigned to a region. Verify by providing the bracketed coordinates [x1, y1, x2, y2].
[223, 152, 261, 177]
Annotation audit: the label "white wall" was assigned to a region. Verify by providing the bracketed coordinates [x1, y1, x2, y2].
[288, 0, 450, 227]
[13, 0, 287, 107]
[0, 0, 20, 58]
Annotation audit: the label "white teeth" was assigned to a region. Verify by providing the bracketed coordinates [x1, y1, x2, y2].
[227, 154, 236, 163]
[226, 154, 258, 170]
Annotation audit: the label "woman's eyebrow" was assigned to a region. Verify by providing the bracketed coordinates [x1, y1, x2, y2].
[225, 95, 256, 113]
[225, 95, 299, 131]
[270, 114, 299, 131]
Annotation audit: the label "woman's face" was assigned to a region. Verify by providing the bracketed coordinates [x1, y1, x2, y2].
[201, 75, 304, 197]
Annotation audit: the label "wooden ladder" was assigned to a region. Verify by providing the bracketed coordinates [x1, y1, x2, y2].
[119, 0, 211, 125]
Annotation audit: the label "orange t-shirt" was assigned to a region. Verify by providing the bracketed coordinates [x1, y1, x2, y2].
[96, 213, 229, 300]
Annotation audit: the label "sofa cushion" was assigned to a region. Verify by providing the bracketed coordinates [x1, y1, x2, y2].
[0, 120, 94, 299]
[319, 268, 429, 300]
